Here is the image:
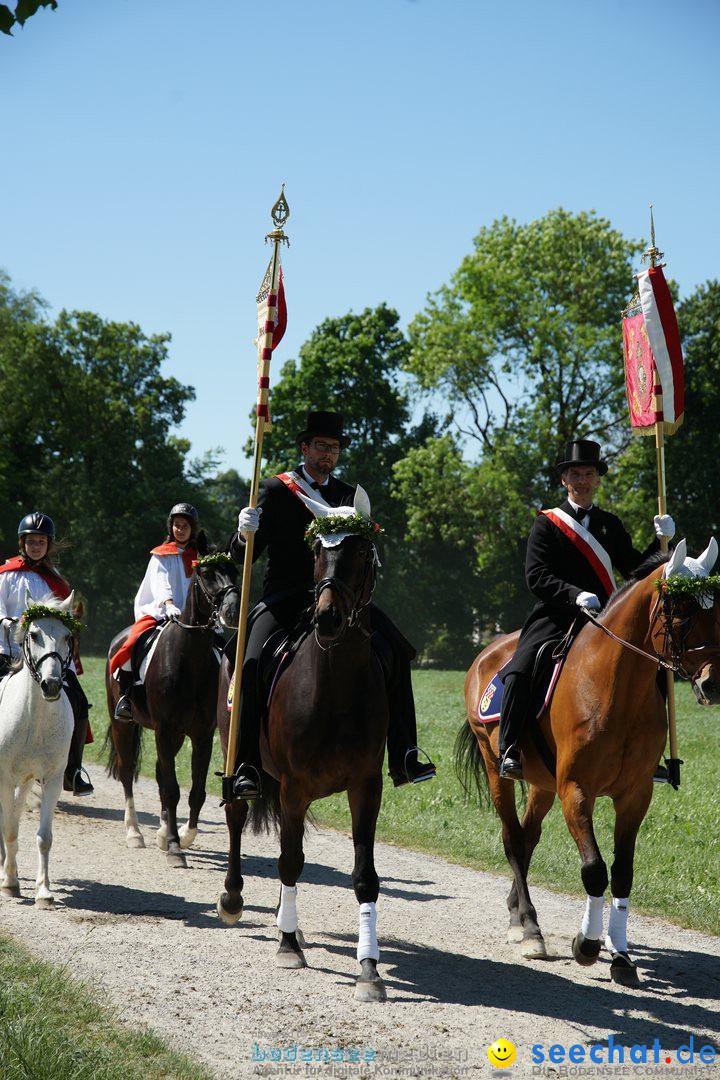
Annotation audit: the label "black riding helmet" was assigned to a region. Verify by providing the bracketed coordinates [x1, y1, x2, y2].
[18, 512, 56, 539]
[166, 502, 199, 541]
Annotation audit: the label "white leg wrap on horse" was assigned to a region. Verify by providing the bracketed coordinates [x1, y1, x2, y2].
[581, 894, 604, 940]
[357, 901, 379, 962]
[605, 896, 629, 954]
[276, 885, 298, 933]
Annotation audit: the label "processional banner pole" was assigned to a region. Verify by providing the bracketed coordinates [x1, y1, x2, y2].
[222, 189, 289, 797]
[622, 204, 685, 787]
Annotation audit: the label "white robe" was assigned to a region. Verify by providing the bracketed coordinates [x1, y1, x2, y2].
[133, 552, 192, 621]
[0, 568, 73, 664]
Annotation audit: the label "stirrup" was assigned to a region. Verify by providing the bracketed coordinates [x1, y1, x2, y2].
[390, 746, 436, 787]
[499, 747, 523, 781]
[66, 767, 94, 796]
[231, 763, 262, 801]
[114, 694, 134, 722]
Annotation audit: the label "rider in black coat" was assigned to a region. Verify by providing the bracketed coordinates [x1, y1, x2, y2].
[228, 410, 436, 799]
[498, 439, 676, 780]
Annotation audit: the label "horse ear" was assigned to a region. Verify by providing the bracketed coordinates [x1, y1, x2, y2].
[696, 537, 718, 574]
[664, 539, 687, 578]
[353, 484, 371, 518]
[196, 530, 208, 557]
[59, 590, 75, 612]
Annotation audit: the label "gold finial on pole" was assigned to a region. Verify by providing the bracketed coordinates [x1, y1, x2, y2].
[266, 184, 290, 245]
[642, 203, 664, 269]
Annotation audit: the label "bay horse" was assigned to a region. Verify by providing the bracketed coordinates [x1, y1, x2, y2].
[0, 592, 78, 907]
[457, 538, 720, 986]
[216, 511, 389, 1002]
[105, 550, 239, 867]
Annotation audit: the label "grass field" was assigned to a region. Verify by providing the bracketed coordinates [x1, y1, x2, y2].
[82, 659, 720, 935]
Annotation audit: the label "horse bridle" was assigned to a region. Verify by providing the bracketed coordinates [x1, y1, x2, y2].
[584, 587, 720, 688]
[172, 570, 239, 632]
[22, 623, 74, 686]
[313, 541, 378, 648]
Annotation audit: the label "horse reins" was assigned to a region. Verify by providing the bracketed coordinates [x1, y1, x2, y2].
[171, 573, 239, 632]
[22, 625, 74, 686]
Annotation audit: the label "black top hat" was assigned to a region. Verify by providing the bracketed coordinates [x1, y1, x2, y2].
[296, 411, 351, 448]
[555, 439, 608, 476]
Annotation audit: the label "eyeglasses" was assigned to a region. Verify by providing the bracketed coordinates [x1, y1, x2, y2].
[311, 440, 341, 455]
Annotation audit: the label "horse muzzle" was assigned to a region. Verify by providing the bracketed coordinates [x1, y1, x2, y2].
[40, 676, 63, 701]
[692, 665, 720, 706]
[314, 601, 344, 640]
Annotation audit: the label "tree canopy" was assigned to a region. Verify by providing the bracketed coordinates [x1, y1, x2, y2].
[0, 0, 56, 35]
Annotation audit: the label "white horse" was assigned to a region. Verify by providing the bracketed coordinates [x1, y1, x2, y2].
[0, 592, 76, 907]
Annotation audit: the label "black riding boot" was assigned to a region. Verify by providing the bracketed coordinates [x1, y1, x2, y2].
[381, 639, 435, 788]
[498, 672, 531, 780]
[114, 668, 134, 722]
[229, 655, 263, 801]
[63, 673, 93, 796]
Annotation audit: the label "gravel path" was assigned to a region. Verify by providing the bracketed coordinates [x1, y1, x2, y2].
[1, 765, 719, 1079]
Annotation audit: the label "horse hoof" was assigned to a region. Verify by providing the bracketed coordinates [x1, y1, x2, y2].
[35, 896, 55, 910]
[156, 831, 169, 851]
[572, 932, 602, 966]
[277, 931, 307, 969]
[126, 834, 145, 850]
[1, 884, 21, 899]
[178, 826, 197, 850]
[277, 927, 307, 949]
[216, 895, 243, 925]
[507, 925, 524, 944]
[610, 952, 640, 987]
[355, 958, 387, 1002]
[521, 934, 548, 960]
[166, 848, 187, 869]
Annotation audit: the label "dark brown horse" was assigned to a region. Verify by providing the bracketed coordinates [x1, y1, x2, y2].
[105, 550, 239, 867]
[457, 538, 720, 985]
[216, 525, 389, 1002]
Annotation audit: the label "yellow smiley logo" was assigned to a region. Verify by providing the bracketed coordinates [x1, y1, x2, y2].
[488, 1039, 517, 1068]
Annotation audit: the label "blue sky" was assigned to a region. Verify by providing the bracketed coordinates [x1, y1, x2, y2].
[2, 0, 718, 471]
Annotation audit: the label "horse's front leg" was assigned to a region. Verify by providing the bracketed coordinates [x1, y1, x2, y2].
[179, 723, 214, 850]
[604, 784, 653, 986]
[155, 728, 186, 868]
[34, 772, 62, 908]
[0, 783, 22, 898]
[559, 780, 609, 968]
[275, 783, 309, 969]
[347, 773, 386, 1002]
[217, 797, 249, 924]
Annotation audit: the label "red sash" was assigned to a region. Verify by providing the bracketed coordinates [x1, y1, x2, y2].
[0, 556, 71, 599]
[108, 615, 159, 675]
[541, 509, 616, 597]
[150, 542, 197, 578]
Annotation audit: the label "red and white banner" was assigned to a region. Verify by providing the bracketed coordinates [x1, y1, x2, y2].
[623, 265, 684, 436]
[255, 257, 287, 426]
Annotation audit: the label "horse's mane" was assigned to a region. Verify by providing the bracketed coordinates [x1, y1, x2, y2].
[602, 551, 670, 613]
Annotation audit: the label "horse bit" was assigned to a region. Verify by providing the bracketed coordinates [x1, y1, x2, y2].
[313, 543, 378, 650]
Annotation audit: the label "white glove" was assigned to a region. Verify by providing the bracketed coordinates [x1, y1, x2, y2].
[164, 603, 181, 617]
[654, 514, 676, 540]
[237, 506, 262, 537]
[576, 591, 601, 611]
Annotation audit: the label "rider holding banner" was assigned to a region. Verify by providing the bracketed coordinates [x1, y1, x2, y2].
[498, 440, 676, 781]
[227, 410, 436, 800]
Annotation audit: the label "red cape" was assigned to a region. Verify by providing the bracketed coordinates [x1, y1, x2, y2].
[150, 542, 197, 578]
[0, 555, 71, 600]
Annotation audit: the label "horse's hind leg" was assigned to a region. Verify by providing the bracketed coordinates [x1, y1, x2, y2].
[34, 773, 62, 908]
[603, 785, 652, 987]
[347, 775, 386, 1002]
[111, 720, 145, 849]
[275, 786, 309, 970]
[179, 726, 213, 850]
[560, 782, 609, 968]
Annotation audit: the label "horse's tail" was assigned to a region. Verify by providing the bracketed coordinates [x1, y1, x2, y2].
[246, 769, 282, 834]
[454, 720, 491, 808]
[103, 722, 143, 781]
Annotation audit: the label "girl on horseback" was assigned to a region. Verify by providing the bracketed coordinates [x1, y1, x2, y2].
[112, 502, 202, 720]
[0, 512, 93, 796]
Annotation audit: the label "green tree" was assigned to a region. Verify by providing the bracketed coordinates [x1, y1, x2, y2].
[0, 0, 57, 35]
[0, 271, 206, 648]
[399, 210, 645, 650]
